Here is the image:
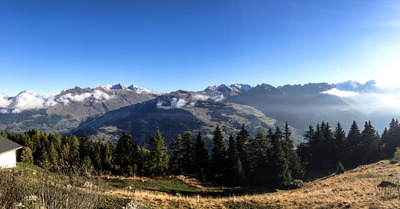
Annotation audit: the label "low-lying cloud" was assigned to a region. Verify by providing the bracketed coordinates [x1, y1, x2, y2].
[0, 90, 115, 113]
[321, 88, 358, 97]
[156, 94, 225, 110]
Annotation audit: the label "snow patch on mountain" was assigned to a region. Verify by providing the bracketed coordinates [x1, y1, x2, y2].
[128, 85, 159, 95]
[101, 84, 127, 90]
[205, 84, 252, 93]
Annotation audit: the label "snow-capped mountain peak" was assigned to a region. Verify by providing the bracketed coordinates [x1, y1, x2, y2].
[101, 84, 127, 90]
[128, 85, 160, 95]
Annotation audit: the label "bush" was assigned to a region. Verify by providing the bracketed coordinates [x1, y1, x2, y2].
[0, 167, 102, 209]
[393, 147, 400, 161]
[336, 161, 345, 174]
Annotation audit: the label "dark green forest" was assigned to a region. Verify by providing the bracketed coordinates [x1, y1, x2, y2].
[2, 119, 400, 188]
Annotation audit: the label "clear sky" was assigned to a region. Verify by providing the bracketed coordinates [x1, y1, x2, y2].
[1, 0, 400, 96]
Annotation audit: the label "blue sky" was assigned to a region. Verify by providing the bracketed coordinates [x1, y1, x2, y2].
[1, 0, 400, 96]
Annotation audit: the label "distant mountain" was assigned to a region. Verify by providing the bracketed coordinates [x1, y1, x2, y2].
[0, 84, 159, 133]
[0, 80, 397, 146]
[72, 90, 303, 146]
[332, 80, 379, 92]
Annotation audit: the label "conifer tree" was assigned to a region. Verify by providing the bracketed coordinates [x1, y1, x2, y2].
[48, 143, 59, 170]
[20, 146, 33, 164]
[102, 142, 114, 173]
[359, 121, 380, 164]
[115, 131, 135, 176]
[194, 132, 210, 180]
[183, 131, 195, 174]
[211, 125, 226, 180]
[79, 131, 91, 162]
[253, 130, 270, 185]
[235, 124, 251, 177]
[148, 130, 169, 177]
[283, 122, 304, 179]
[169, 134, 184, 174]
[334, 122, 346, 162]
[269, 127, 291, 187]
[346, 121, 361, 166]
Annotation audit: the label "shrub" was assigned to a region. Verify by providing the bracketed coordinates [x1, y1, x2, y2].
[336, 161, 345, 174]
[393, 147, 400, 161]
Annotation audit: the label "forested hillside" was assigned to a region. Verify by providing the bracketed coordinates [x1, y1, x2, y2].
[3, 118, 400, 188]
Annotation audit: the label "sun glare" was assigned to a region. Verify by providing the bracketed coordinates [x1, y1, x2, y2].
[375, 60, 400, 89]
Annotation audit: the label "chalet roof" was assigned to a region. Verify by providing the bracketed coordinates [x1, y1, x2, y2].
[0, 136, 22, 154]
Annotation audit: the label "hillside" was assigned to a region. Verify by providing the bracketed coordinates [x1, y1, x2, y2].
[3, 160, 399, 209]
[106, 160, 400, 208]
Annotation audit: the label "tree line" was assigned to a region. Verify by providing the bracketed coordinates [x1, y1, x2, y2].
[2, 119, 400, 188]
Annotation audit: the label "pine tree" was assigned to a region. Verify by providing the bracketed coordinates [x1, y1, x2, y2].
[115, 131, 136, 176]
[20, 146, 33, 164]
[102, 142, 114, 173]
[79, 131, 91, 162]
[211, 125, 226, 180]
[334, 122, 346, 162]
[48, 143, 59, 171]
[359, 121, 380, 164]
[346, 121, 361, 166]
[269, 127, 291, 187]
[283, 122, 304, 179]
[236, 124, 251, 178]
[169, 134, 184, 175]
[194, 132, 210, 180]
[232, 157, 246, 186]
[253, 130, 270, 185]
[148, 130, 169, 177]
[183, 131, 195, 174]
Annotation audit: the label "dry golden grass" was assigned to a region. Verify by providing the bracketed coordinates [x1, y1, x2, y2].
[109, 160, 400, 209]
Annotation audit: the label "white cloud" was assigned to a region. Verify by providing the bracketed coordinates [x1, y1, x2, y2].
[191, 94, 209, 101]
[211, 94, 225, 102]
[321, 88, 358, 97]
[0, 94, 11, 108]
[156, 97, 191, 109]
[171, 98, 187, 108]
[93, 89, 113, 100]
[13, 91, 47, 111]
[0, 90, 115, 113]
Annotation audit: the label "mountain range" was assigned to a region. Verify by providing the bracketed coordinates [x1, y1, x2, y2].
[0, 80, 397, 146]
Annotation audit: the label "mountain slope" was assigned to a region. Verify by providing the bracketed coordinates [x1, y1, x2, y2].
[72, 90, 302, 146]
[0, 84, 159, 134]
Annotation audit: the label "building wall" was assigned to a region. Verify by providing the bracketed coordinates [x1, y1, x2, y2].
[0, 150, 17, 168]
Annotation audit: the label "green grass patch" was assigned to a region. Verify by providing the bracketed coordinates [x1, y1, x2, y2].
[103, 177, 198, 194]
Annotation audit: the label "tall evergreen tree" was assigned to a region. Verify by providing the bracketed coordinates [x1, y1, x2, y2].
[115, 131, 136, 176]
[283, 122, 304, 179]
[211, 125, 226, 180]
[253, 130, 271, 185]
[346, 121, 362, 166]
[182, 131, 195, 174]
[269, 127, 291, 187]
[235, 124, 251, 178]
[169, 134, 184, 175]
[194, 132, 210, 180]
[359, 121, 380, 164]
[79, 131, 91, 162]
[148, 130, 169, 177]
[334, 122, 346, 162]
